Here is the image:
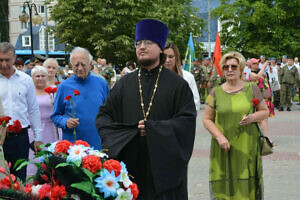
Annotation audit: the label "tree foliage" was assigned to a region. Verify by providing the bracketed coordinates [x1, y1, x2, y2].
[48, 0, 205, 66]
[211, 0, 300, 59]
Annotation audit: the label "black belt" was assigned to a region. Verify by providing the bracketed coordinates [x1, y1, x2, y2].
[6, 126, 30, 137]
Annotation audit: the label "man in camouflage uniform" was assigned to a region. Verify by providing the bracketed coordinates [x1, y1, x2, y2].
[99, 58, 114, 88]
[191, 60, 203, 103]
[200, 57, 217, 101]
[279, 57, 299, 111]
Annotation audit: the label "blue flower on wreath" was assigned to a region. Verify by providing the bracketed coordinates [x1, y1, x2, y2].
[95, 169, 120, 198]
[48, 141, 58, 153]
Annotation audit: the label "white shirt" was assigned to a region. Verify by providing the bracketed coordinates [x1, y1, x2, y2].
[0, 69, 42, 141]
[267, 65, 280, 89]
[294, 62, 300, 74]
[281, 62, 287, 68]
[182, 70, 201, 111]
[243, 66, 251, 80]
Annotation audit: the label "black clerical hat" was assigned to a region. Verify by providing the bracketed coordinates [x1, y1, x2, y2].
[135, 19, 169, 50]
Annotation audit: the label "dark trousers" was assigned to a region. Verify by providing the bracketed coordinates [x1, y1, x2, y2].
[3, 128, 29, 182]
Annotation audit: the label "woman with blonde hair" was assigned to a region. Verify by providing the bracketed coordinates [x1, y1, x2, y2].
[43, 58, 60, 86]
[164, 42, 200, 111]
[203, 51, 269, 199]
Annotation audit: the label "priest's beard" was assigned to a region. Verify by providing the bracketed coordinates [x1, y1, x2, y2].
[137, 56, 159, 68]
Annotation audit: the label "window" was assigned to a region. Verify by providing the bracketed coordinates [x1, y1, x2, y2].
[38, 5, 45, 14]
[22, 36, 31, 47]
[39, 27, 45, 50]
[21, 22, 29, 29]
[39, 26, 55, 51]
[48, 34, 55, 51]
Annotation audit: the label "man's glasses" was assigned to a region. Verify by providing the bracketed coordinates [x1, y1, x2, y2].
[135, 40, 154, 48]
[222, 64, 239, 71]
[71, 62, 88, 68]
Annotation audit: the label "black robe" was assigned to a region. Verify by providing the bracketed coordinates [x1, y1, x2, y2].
[96, 66, 196, 200]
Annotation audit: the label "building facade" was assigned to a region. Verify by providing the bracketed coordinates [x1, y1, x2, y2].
[8, 0, 63, 53]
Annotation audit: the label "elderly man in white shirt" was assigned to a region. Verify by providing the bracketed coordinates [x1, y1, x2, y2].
[0, 42, 42, 182]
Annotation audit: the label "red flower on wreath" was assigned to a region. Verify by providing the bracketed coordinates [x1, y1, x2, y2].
[7, 120, 22, 133]
[23, 183, 32, 194]
[51, 185, 67, 200]
[74, 140, 90, 147]
[103, 159, 122, 177]
[54, 140, 73, 154]
[82, 155, 102, 173]
[74, 89, 80, 96]
[39, 183, 52, 199]
[129, 182, 139, 200]
[252, 98, 260, 107]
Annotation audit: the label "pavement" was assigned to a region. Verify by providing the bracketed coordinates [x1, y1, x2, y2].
[188, 102, 300, 200]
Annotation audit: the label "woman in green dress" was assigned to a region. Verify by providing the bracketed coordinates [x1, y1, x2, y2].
[203, 52, 269, 200]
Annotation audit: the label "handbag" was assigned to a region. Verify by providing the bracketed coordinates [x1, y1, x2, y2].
[269, 79, 280, 91]
[256, 123, 274, 156]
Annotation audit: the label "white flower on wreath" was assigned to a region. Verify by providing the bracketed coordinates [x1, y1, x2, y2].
[66, 144, 88, 162]
[119, 161, 132, 188]
[116, 188, 133, 200]
[31, 184, 42, 196]
[87, 148, 109, 158]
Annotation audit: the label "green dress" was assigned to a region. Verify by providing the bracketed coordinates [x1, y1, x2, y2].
[206, 82, 263, 200]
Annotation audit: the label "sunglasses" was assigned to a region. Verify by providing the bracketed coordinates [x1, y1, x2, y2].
[222, 64, 239, 71]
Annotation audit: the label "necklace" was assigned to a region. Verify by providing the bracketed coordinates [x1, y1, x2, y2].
[138, 66, 163, 121]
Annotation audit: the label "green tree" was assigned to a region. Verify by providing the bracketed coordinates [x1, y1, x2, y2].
[0, 0, 9, 42]
[48, 0, 205, 66]
[211, 0, 300, 59]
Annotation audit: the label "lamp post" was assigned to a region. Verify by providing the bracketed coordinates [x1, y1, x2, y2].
[19, 0, 43, 58]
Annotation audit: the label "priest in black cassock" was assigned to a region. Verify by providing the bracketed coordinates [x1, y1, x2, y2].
[96, 19, 196, 200]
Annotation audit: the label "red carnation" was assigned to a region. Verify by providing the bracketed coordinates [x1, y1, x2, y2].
[13, 181, 20, 190]
[129, 182, 139, 200]
[44, 87, 53, 94]
[54, 140, 72, 154]
[82, 155, 102, 173]
[44, 87, 57, 95]
[0, 167, 5, 173]
[23, 183, 32, 194]
[252, 98, 260, 107]
[103, 159, 122, 177]
[74, 89, 80, 96]
[54, 81, 61, 86]
[64, 95, 72, 101]
[13, 120, 22, 133]
[0, 116, 11, 127]
[51, 185, 67, 200]
[74, 140, 90, 147]
[41, 174, 49, 182]
[39, 184, 52, 199]
[41, 163, 47, 171]
[7, 120, 22, 133]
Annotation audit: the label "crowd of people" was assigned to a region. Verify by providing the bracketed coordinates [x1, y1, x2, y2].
[0, 17, 299, 200]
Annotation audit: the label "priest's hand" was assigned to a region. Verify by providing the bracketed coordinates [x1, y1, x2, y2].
[66, 118, 80, 129]
[138, 120, 146, 136]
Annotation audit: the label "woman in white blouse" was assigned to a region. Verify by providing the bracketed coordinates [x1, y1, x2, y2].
[164, 42, 200, 111]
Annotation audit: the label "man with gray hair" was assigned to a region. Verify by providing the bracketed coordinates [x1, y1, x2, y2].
[51, 47, 109, 149]
[0, 42, 42, 182]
